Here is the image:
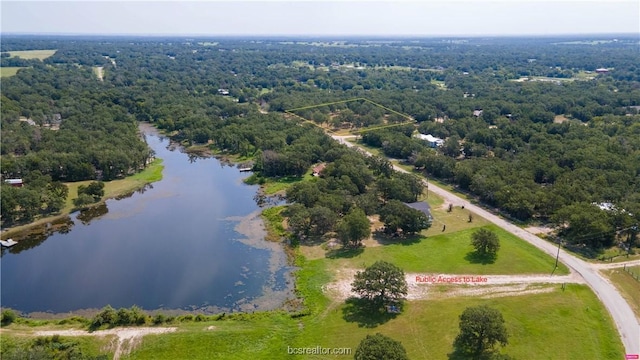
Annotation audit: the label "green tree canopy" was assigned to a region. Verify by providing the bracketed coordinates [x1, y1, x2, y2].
[379, 200, 431, 235]
[453, 306, 509, 359]
[354, 333, 409, 360]
[351, 261, 408, 306]
[471, 228, 500, 257]
[336, 208, 371, 247]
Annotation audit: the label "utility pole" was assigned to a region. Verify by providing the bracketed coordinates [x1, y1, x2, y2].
[553, 238, 561, 275]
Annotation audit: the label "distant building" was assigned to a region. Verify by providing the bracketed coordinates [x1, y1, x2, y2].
[414, 133, 444, 148]
[4, 179, 23, 187]
[473, 109, 483, 117]
[312, 163, 327, 177]
[218, 88, 230, 95]
[19, 117, 36, 126]
[595, 68, 609, 74]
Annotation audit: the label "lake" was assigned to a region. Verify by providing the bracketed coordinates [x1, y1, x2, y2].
[0, 125, 294, 316]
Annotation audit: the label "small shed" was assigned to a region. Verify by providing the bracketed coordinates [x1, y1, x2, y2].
[4, 179, 23, 187]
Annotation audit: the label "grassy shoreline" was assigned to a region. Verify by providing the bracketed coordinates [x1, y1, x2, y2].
[0, 133, 624, 358]
[1, 158, 164, 239]
[0, 184, 623, 359]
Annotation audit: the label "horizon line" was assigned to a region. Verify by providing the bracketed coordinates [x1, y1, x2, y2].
[1, 32, 638, 38]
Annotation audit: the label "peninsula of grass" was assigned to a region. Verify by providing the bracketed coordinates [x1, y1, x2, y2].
[261, 206, 287, 242]
[2, 159, 164, 238]
[323, 225, 569, 275]
[244, 170, 314, 195]
[8, 49, 57, 60]
[64, 158, 164, 210]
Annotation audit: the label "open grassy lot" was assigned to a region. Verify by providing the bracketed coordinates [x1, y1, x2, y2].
[121, 263, 617, 360]
[0, 67, 24, 77]
[121, 314, 298, 360]
[296, 280, 622, 359]
[8, 49, 57, 60]
[323, 224, 568, 275]
[602, 267, 640, 320]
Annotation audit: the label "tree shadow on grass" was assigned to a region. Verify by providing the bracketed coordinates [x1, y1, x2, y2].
[448, 348, 512, 360]
[326, 246, 364, 259]
[341, 297, 401, 328]
[371, 232, 423, 246]
[464, 250, 497, 265]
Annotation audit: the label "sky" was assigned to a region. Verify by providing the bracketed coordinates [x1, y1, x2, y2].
[1, 1, 639, 37]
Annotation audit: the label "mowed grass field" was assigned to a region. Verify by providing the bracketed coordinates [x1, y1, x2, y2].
[323, 224, 568, 275]
[8, 49, 57, 60]
[0, 67, 24, 77]
[602, 266, 640, 320]
[122, 260, 621, 360]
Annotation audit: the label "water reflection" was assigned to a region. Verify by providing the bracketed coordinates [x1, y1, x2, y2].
[253, 193, 286, 208]
[0, 128, 295, 315]
[76, 204, 109, 225]
[1, 216, 74, 256]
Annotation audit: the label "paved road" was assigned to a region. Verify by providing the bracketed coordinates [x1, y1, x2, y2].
[333, 135, 640, 356]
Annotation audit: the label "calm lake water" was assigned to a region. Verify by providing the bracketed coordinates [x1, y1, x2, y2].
[0, 126, 294, 315]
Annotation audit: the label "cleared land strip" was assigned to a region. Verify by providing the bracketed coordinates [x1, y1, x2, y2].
[325, 269, 584, 301]
[332, 134, 640, 356]
[593, 259, 640, 269]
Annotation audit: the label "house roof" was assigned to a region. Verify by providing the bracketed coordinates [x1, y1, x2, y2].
[414, 133, 444, 144]
[4, 179, 23, 184]
[404, 201, 432, 218]
[312, 163, 326, 174]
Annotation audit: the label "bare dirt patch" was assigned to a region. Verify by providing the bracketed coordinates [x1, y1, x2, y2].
[554, 115, 569, 123]
[33, 327, 176, 360]
[94, 66, 104, 81]
[323, 269, 584, 302]
[594, 259, 640, 269]
[525, 225, 554, 235]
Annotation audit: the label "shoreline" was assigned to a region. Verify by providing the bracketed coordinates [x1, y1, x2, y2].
[2, 123, 165, 240]
[1, 163, 164, 241]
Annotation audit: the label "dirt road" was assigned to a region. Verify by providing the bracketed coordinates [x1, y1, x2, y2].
[324, 268, 584, 301]
[333, 134, 640, 355]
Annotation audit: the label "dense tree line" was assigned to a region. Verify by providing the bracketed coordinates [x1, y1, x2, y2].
[1, 36, 637, 252]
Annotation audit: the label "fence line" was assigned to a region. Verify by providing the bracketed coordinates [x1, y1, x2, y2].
[623, 264, 640, 282]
